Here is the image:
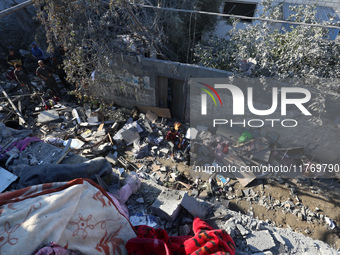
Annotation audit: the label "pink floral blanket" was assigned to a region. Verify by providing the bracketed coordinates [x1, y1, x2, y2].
[0, 178, 136, 255]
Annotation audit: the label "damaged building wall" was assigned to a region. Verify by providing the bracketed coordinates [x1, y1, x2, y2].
[92, 54, 233, 120]
[92, 54, 339, 163]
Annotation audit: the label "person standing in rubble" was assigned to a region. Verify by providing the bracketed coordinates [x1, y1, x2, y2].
[36, 60, 61, 97]
[14, 63, 39, 94]
[166, 126, 183, 158]
[51, 54, 72, 89]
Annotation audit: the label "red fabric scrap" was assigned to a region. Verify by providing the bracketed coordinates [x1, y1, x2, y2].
[126, 217, 235, 255]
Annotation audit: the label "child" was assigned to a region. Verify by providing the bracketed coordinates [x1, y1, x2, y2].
[14, 63, 39, 93]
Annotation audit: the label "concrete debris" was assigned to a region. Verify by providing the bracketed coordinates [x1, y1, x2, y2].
[181, 192, 207, 219]
[151, 190, 185, 222]
[146, 110, 158, 123]
[185, 127, 198, 139]
[246, 230, 276, 252]
[63, 138, 84, 149]
[0, 77, 338, 255]
[37, 110, 60, 123]
[151, 189, 207, 222]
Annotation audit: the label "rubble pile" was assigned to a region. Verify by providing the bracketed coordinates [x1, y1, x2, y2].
[0, 77, 339, 254]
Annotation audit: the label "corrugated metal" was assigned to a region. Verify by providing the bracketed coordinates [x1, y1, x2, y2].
[280, 3, 340, 40]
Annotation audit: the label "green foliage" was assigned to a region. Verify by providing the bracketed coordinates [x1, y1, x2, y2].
[194, 1, 340, 79]
[194, 0, 340, 121]
[149, 0, 222, 62]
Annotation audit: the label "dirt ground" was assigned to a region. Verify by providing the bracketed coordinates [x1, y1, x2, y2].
[127, 148, 340, 250]
[229, 178, 340, 249]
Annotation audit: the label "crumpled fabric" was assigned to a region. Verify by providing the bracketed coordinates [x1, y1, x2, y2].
[34, 242, 82, 255]
[7, 137, 42, 152]
[126, 217, 235, 255]
[0, 137, 42, 161]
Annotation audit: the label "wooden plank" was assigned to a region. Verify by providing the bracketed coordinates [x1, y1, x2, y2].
[221, 147, 256, 187]
[98, 123, 104, 132]
[18, 99, 24, 126]
[0, 86, 26, 125]
[54, 139, 72, 164]
[137, 105, 171, 118]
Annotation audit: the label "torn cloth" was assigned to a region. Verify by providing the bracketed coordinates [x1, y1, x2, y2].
[126, 217, 235, 255]
[7, 137, 42, 152]
[0, 137, 41, 160]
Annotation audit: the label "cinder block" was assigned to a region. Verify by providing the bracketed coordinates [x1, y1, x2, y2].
[151, 190, 186, 222]
[151, 189, 207, 221]
[181, 193, 207, 220]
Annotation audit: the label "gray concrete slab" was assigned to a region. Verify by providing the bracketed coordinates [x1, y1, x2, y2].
[246, 230, 276, 253]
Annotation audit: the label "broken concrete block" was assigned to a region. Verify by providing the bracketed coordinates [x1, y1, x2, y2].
[63, 139, 84, 149]
[237, 224, 250, 236]
[180, 193, 207, 219]
[106, 152, 117, 165]
[160, 148, 169, 155]
[146, 110, 158, 123]
[151, 190, 186, 222]
[185, 128, 198, 139]
[246, 230, 276, 253]
[37, 110, 60, 123]
[87, 116, 99, 123]
[121, 127, 140, 145]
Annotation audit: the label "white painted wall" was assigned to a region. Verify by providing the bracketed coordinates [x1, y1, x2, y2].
[203, 0, 340, 41]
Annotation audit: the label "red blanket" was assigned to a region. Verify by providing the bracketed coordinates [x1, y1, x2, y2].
[126, 217, 235, 255]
